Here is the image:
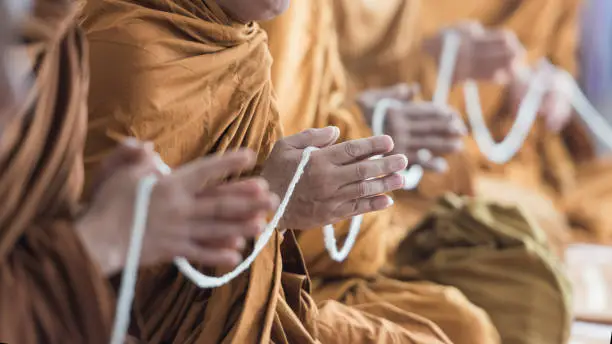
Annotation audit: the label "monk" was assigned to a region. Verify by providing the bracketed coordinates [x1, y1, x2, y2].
[0, 0, 287, 342]
[262, 1, 572, 343]
[81, 0, 454, 343]
[333, 0, 612, 248]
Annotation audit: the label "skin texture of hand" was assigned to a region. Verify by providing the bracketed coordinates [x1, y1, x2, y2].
[216, 0, 289, 22]
[357, 83, 467, 172]
[423, 21, 525, 85]
[77, 142, 279, 276]
[261, 127, 408, 230]
[509, 63, 573, 132]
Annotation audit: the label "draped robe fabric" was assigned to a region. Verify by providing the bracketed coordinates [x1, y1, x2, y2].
[263, 1, 572, 343]
[82, 0, 453, 342]
[395, 194, 573, 344]
[0, 1, 114, 343]
[261, 2, 502, 344]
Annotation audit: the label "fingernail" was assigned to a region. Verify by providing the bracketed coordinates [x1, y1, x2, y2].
[232, 254, 243, 266]
[434, 158, 449, 172]
[328, 126, 340, 138]
[235, 237, 246, 250]
[385, 196, 395, 208]
[392, 155, 408, 170]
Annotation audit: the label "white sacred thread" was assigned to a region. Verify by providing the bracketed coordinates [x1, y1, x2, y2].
[439, 29, 612, 161]
[110, 146, 366, 343]
[440, 31, 548, 164]
[109, 176, 157, 344]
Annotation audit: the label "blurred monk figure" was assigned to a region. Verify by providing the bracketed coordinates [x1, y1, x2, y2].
[81, 0, 457, 343]
[262, 1, 572, 343]
[0, 0, 283, 343]
[334, 0, 612, 249]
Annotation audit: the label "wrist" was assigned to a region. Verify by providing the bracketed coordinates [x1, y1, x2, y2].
[75, 211, 123, 276]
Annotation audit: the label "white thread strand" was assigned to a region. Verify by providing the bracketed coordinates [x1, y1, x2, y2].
[436, 31, 546, 164]
[110, 176, 158, 344]
[560, 70, 612, 150]
[323, 215, 364, 262]
[433, 31, 462, 106]
[371, 98, 424, 189]
[464, 69, 547, 164]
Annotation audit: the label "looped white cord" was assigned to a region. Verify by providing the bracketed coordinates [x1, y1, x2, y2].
[111, 146, 367, 343]
[464, 67, 548, 164]
[438, 31, 548, 164]
[110, 176, 158, 344]
[550, 69, 612, 150]
[323, 215, 364, 262]
[371, 98, 424, 189]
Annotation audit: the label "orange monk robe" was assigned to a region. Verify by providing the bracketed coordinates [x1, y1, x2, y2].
[333, 0, 612, 250]
[81, 0, 450, 343]
[0, 1, 114, 343]
[261, 2, 501, 344]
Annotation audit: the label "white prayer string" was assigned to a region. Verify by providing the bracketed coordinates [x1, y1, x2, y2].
[440, 30, 612, 160]
[109, 176, 158, 344]
[110, 146, 366, 343]
[438, 30, 548, 164]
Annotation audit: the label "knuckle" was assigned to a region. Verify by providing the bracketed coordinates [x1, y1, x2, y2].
[355, 164, 368, 180]
[357, 181, 369, 198]
[344, 141, 362, 158]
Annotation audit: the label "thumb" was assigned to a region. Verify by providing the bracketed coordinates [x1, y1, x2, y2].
[104, 138, 154, 168]
[282, 126, 340, 149]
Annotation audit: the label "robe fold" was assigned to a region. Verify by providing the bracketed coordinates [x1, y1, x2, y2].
[333, 0, 612, 250]
[83, 0, 451, 342]
[395, 193, 573, 344]
[0, 1, 114, 343]
[262, 2, 501, 344]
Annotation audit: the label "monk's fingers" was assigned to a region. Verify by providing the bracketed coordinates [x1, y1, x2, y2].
[194, 236, 248, 250]
[198, 178, 270, 197]
[334, 154, 407, 185]
[405, 136, 463, 155]
[172, 149, 257, 190]
[321, 135, 394, 165]
[186, 218, 264, 240]
[102, 138, 155, 169]
[334, 173, 404, 200]
[333, 195, 395, 219]
[388, 102, 457, 121]
[171, 243, 243, 268]
[282, 126, 340, 149]
[406, 118, 467, 136]
[189, 194, 279, 220]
